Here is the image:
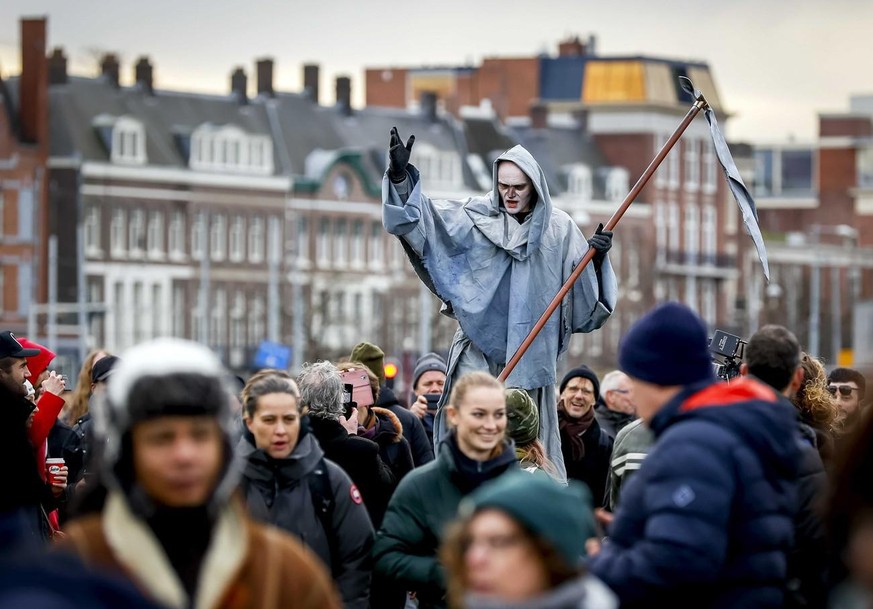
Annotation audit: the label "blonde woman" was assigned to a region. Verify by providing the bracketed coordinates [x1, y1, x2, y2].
[372, 372, 518, 609]
[792, 352, 840, 467]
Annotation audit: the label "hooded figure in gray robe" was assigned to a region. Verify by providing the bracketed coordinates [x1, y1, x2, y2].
[383, 141, 617, 480]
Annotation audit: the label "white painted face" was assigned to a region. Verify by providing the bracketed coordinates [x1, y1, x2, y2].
[497, 162, 534, 216]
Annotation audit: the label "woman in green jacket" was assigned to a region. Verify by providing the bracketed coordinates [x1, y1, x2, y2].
[372, 371, 518, 609]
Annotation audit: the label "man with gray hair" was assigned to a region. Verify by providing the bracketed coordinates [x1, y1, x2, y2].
[302, 361, 395, 528]
[595, 370, 637, 440]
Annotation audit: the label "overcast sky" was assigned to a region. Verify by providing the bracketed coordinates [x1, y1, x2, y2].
[2, 0, 871, 143]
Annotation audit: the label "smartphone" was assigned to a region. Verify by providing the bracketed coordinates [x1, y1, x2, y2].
[425, 393, 441, 411]
[340, 369, 375, 409]
[342, 383, 356, 420]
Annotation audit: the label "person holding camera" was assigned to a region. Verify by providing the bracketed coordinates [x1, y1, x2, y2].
[338, 362, 415, 486]
[304, 361, 395, 529]
[409, 352, 447, 447]
[382, 128, 616, 481]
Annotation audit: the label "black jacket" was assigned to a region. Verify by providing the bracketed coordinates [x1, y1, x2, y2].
[560, 416, 613, 505]
[786, 419, 828, 609]
[0, 384, 55, 540]
[593, 400, 636, 440]
[363, 407, 415, 484]
[377, 386, 434, 466]
[309, 415, 396, 527]
[239, 432, 374, 609]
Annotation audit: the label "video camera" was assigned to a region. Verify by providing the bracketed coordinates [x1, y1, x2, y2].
[709, 329, 746, 382]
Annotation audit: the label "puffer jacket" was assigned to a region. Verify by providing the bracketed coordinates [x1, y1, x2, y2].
[590, 378, 800, 609]
[238, 432, 374, 609]
[373, 432, 517, 609]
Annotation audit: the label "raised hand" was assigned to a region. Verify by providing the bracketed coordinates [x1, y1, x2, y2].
[387, 126, 415, 183]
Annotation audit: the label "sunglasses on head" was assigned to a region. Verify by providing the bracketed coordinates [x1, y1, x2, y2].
[827, 385, 857, 397]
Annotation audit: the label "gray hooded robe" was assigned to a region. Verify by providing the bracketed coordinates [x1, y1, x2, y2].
[383, 145, 617, 480]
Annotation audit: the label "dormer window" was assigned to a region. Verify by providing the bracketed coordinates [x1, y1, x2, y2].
[93, 114, 148, 165]
[189, 124, 274, 175]
[602, 167, 630, 202]
[566, 164, 593, 202]
[414, 143, 462, 190]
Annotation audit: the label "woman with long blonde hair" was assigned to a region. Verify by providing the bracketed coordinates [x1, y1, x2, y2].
[64, 348, 108, 425]
[791, 352, 840, 467]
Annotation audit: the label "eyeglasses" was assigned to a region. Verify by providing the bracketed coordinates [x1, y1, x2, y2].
[827, 385, 858, 397]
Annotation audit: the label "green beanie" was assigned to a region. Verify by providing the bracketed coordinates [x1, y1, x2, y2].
[461, 471, 596, 567]
[505, 388, 539, 446]
[350, 341, 385, 385]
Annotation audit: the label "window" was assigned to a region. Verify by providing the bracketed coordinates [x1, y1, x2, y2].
[230, 292, 246, 348]
[684, 139, 699, 189]
[169, 211, 185, 258]
[414, 143, 462, 189]
[133, 282, 144, 344]
[248, 216, 264, 263]
[318, 218, 331, 266]
[114, 282, 125, 349]
[0, 190, 4, 237]
[152, 284, 163, 338]
[604, 168, 629, 202]
[702, 140, 717, 194]
[173, 285, 185, 337]
[17, 263, 31, 316]
[353, 292, 363, 325]
[702, 205, 717, 263]
[369, 222, 383, 269]
[351, 220, 364, 267]
[17, 187, 33, 239]
[781, 149, 814, 193]
[754, 149, 775, 196]
[668, 140, 680, 189]
[684, 205, 699, 264]
[111, 117, 147, 165]
[568, 164, 592, 202]
[129, 210, 145, 255]
[390, 238, 404, 270]
[191, 212, 205, 261]
[210, 214, 226, 261]
[189, 124, 274, 175]
[667, 201, 680, 253]
[249, 295, 265, 344]
[84, 206, 101, 255]
[654, 201, 666, 264]
[111, 209, 126, 256]
[335, 219, 348, 267]
[295, 217, 309, 264]
[211, 288, 227, 347]
[229, 216, 245, 262]
[702, 279, 717, 325]
[627, 243, 640, 288]
[147, 211, 164, 257]
[655, 133, 668, 187]
[859, 147, 873, 188]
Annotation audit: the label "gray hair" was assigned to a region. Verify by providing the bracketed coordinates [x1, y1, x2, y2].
[600, 370, 629, 395]
[297, 360, 344, 421]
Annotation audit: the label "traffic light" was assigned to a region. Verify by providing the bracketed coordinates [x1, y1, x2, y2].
[384, 358, 400, 389]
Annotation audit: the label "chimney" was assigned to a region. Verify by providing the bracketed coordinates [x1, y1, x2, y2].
[530, 102, 547, 129]
[558, 36, 586, 57]
[48, 47, 68, 85]
[100, 53, 120, 88]
[303, 64, 319, 104]
[256, 58, 274, 97]
[420, 91, 438, 123]
[230, 67, 247, 103]
[336, 76, 351, 116]
[19, 18, 47, 144]
[134, 56, 154, 94]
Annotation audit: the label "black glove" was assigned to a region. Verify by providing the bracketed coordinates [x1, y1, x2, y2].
[588, 223, 613, 265]
[387, 126, 415, 183]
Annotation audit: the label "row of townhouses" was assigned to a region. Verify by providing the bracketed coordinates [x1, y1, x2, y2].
[2, 21, 871, 382]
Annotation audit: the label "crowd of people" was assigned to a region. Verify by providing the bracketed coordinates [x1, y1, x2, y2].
[2, 128, 873, 608]
[2, 309, 871, 608]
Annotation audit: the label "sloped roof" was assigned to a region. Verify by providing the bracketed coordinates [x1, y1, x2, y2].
[43, 76, 278, 168]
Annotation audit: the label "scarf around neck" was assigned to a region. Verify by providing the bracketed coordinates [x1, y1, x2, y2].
[558, 401, 595, 461]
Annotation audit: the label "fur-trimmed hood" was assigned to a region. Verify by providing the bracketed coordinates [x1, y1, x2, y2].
[369, 407, 403, 444]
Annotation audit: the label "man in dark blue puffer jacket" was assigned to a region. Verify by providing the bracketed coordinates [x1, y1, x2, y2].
[589, 302, 800, 609]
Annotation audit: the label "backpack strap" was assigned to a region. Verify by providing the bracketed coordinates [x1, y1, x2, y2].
[307, 457, 340, 575]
